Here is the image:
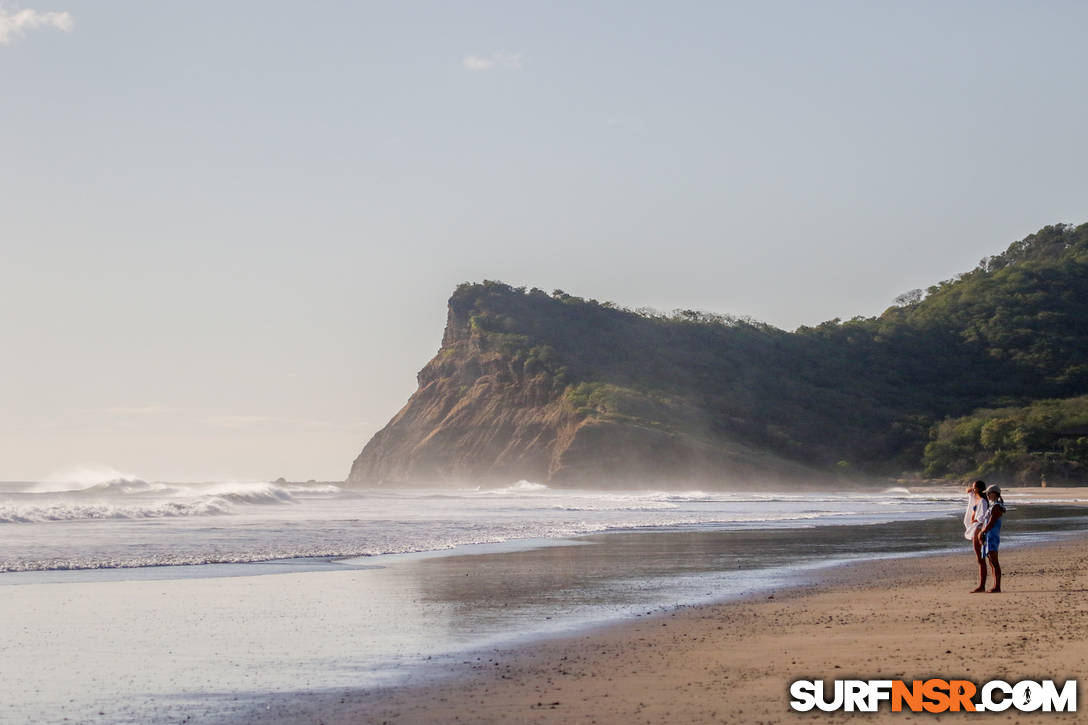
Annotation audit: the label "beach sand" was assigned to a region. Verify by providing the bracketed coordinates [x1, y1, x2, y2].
[254, 532, 1088, 724]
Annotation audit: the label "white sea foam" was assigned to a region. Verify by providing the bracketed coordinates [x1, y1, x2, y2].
[0, 479, 342, 525]
[0, 508, 877, 572]
[34, 465, 144, 493]
[0, 499, 235, 523]
[476, 480, 550, 494]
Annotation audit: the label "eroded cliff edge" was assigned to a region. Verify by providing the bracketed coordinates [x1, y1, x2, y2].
[347, 283, 821, 487]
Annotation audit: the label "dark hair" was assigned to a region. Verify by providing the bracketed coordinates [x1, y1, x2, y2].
[972, 480, 986, 494]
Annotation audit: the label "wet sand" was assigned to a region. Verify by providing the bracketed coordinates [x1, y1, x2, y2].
[252, 531, 1088, 724]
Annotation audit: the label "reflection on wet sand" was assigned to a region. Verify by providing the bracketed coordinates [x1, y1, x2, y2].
[401, 506, 1087, 643]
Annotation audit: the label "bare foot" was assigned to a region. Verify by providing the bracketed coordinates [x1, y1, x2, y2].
[970, 586, 985, 593]
[987, 588, 1001, 594]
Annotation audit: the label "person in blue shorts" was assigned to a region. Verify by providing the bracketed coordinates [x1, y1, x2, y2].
[974, 484, 1006, 594]
[965, 480, 990, 592]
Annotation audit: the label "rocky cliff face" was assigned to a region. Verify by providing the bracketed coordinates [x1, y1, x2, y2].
[347, 285, 814, 487]
[348, 301, 576, 486]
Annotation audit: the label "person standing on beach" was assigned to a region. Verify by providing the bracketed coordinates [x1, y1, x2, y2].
[974, 485, 1006, 594]
[965, 480, 990, 593]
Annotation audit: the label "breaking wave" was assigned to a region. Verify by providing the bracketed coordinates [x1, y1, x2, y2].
[0, 479, 342, 524]
[476, 480, 550, 495]
[0, 499, 236, 523]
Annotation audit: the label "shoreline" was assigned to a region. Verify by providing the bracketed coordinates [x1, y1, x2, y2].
[239, 529, 1088, 724]
[3, 491, 1085, 724]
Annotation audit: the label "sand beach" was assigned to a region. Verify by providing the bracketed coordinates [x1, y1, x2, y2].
[248, 523, 1088, 724]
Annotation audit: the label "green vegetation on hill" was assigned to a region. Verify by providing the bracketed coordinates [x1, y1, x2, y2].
[923, 396, 1088, 483]
[447, 222, 1088, 483]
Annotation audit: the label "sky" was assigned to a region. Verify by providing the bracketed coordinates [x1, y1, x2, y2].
[2, 1, 1086, 482]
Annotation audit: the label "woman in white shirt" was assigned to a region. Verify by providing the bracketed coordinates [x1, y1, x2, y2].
[964, 480, 990, 593]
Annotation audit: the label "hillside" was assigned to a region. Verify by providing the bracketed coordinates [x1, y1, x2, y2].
[349, 222, 1088, 488]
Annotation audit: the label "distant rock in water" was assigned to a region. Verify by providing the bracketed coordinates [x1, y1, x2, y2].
[349, 223, 1088, 488]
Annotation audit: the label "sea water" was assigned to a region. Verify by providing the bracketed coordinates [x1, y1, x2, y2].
[0, 474, 1085, 723]
[0, 475, 1062, 573]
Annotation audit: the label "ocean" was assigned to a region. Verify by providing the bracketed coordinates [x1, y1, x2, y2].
[1, 474, 1085, 723]
[3, 474, 1075, 573]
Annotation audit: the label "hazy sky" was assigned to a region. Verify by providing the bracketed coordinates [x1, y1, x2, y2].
[3, 1, 1086, 482]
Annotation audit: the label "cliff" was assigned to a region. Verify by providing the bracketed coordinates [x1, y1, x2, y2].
[349, 222, 1088, 488]
[348, 285, 818, 487]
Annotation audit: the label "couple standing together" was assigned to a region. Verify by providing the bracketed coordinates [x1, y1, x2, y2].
[964, 480, 1006, 593]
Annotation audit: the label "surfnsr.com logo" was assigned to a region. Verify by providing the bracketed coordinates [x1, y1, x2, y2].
[790, 679, 1077, 713]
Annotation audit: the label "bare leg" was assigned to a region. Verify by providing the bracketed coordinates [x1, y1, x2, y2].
[987, 551, 1001, 593]
[971, 536, 986, 592]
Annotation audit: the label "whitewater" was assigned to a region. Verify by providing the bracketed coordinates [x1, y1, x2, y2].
[0, 472, 1064, 574]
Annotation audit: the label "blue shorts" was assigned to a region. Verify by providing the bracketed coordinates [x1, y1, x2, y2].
[982, 530, 1000, 555]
